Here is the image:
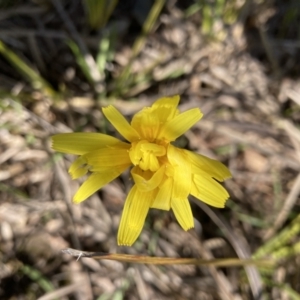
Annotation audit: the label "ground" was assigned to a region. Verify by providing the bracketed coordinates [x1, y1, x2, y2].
[0, 0, 300, 299]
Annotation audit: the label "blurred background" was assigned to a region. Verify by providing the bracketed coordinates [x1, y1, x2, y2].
[0, 0, 300, 299]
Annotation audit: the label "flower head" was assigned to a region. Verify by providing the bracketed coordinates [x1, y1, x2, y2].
[52, 96, 231, 246]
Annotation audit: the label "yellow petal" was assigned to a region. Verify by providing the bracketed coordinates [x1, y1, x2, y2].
[117, 185, 154, 246]
[171, 198, 194, 230]
[141, 142, 166, 156]
[129, 140, 165, 171]
[131, 165, 165, 192]
[52, 133, 125, 155]
[191, 173, 229, 208]
[69, 156, 88, 179]
[151, 95, 180, 123]
[152, 95, 180, 109]
[151, 177, 172, 210]
[167, 145, 191, 200]
[158, 108, 203, 141]
[73, 165, 128, 203]
[84, 147, 131, 170]
[102, 105, 140, 142]
[131, 96, 180, 140]
[131, 108, 160, 140]
[185, 150, 232, 181]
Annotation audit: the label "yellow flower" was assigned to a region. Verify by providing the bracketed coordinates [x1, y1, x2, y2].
[52, 96, 231, 246]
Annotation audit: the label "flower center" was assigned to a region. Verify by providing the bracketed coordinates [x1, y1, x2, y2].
[129, 140, 166, 172]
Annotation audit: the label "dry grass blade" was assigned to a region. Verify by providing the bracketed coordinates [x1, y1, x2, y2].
[192, 200, 265, 299]
[37, 284, 79, 300]
[191, 234, 243, 300]
[264, 173, 300, 240]
[197, 120, 300, 170]
[257, 23, 281, 78]
[262, 119, 300, 239]
[62, 248, 273, 267]
[53, 160, 82, 250]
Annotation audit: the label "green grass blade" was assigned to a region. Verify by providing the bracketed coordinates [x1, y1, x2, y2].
[68, 39, 95, 85]
[84, 0, 118, 30]
[115, 0, 165, 93]
[20, 264, 55, 293]
[253, 213, 300, 259]
[103, 0, 118, 28]
[0, 40, 56, 98]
